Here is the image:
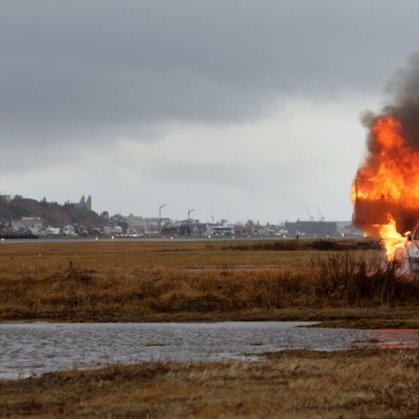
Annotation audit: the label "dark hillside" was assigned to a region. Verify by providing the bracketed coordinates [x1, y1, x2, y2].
[0, 195, 106, 228]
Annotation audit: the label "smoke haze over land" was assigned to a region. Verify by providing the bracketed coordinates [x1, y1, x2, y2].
[1, 1, 419, 221]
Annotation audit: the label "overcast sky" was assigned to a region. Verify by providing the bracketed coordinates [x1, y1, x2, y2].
[1, 0, 418, 223]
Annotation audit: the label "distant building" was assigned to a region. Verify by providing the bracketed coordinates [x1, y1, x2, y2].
[86, 195, 92, 211]
[78, 195, 85, 208]
[161, 220, 207, 236]
[0, 194, 12, 203]
[124, 215, 147, 233]
[336, 221, 363, 237]
[45, 227, 61, 236]
[123, 215, 171, 234]
[102, 225, 123, 236]
[205, 224, 235, 237]
[11, 217, 45, 235]
[284, 221, 338, 237]
[75, 194, 92, 211]
[62, 224, 77, 236]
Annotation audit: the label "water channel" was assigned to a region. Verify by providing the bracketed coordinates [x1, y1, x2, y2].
[1, 321, 418, 380]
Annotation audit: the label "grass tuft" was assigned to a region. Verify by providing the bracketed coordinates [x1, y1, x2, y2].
[311, 252, 419, 306]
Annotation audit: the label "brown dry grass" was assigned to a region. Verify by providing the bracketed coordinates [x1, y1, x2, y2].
[0, 240, 418, 324]
[0, 349, 417, 418]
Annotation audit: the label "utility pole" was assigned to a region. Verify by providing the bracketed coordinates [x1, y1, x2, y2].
[187, 208, 195, 221]
[159, 203, 167, 233]
[186, 208, 195, 237]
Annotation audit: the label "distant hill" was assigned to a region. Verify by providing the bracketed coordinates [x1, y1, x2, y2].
[0, 195, 106, 228]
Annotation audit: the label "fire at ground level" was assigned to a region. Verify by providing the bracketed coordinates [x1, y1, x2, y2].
[351, 115, 419, 260]
[352, 178, 419, 261]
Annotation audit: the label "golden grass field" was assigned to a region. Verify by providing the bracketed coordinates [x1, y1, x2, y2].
[0, 349, 417, 418]
[0, 239, 418, 325]
[0, 239, 418, 418]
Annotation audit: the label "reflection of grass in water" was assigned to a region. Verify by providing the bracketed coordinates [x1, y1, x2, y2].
[0, 348, 418, 417]
[351, 338, 381, 344]
[248, 341, 264, 346]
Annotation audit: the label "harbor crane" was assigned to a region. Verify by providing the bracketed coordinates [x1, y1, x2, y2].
[317, 206, 325, 222]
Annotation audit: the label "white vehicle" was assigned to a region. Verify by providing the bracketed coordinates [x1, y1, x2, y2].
[406, 225, 419, 273]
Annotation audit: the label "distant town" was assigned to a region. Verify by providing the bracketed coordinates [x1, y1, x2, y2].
[0, 194, 361, 239]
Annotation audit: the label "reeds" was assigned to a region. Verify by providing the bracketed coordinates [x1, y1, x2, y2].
[311, 252, 418, 305]
[0, 245, 417, 321]
[222, 238, 381, 251]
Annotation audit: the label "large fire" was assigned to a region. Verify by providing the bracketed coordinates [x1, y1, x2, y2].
[352, 115, 419, 260]
[378, 218, 406, 260]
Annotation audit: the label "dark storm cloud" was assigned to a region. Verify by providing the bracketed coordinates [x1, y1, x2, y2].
[0, 0, 418, 144]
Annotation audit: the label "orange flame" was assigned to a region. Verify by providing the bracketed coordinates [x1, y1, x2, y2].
[352, 115, 419, 260]
[378, 218, 406, 260]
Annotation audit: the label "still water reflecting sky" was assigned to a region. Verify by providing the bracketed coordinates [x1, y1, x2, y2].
[1, 322, 418, 380]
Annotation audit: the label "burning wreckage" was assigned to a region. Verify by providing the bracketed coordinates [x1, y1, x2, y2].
[352, 56, 419, 270]
[352, 114, 419, 269]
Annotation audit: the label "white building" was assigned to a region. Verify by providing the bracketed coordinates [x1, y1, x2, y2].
[11, 217, 45, 235]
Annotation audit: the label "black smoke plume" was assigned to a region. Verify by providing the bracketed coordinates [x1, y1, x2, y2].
[352, 53, 419, 234]
[383, 53, 419, 149]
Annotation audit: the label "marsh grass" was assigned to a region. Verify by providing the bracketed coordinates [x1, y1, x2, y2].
[311, 252, 418, 305]
[223, 238, 381, 251]
[0, 241, 417, 322]
[0, 349, 417, 418]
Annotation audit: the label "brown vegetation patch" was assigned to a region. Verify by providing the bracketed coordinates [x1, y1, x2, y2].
[0, 349, 417, 417]
[223, 238, 381, 251]
[0, 241, 417, 323]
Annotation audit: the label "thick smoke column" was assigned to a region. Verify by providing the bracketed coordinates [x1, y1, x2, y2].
[352, 54, 419, 257]
[384, 53, 419, 149]
[360, 53, 419, 155]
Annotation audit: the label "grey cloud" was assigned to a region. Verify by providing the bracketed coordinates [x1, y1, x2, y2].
[0, 0, 419, 145]
[143, 161, 260, 191]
